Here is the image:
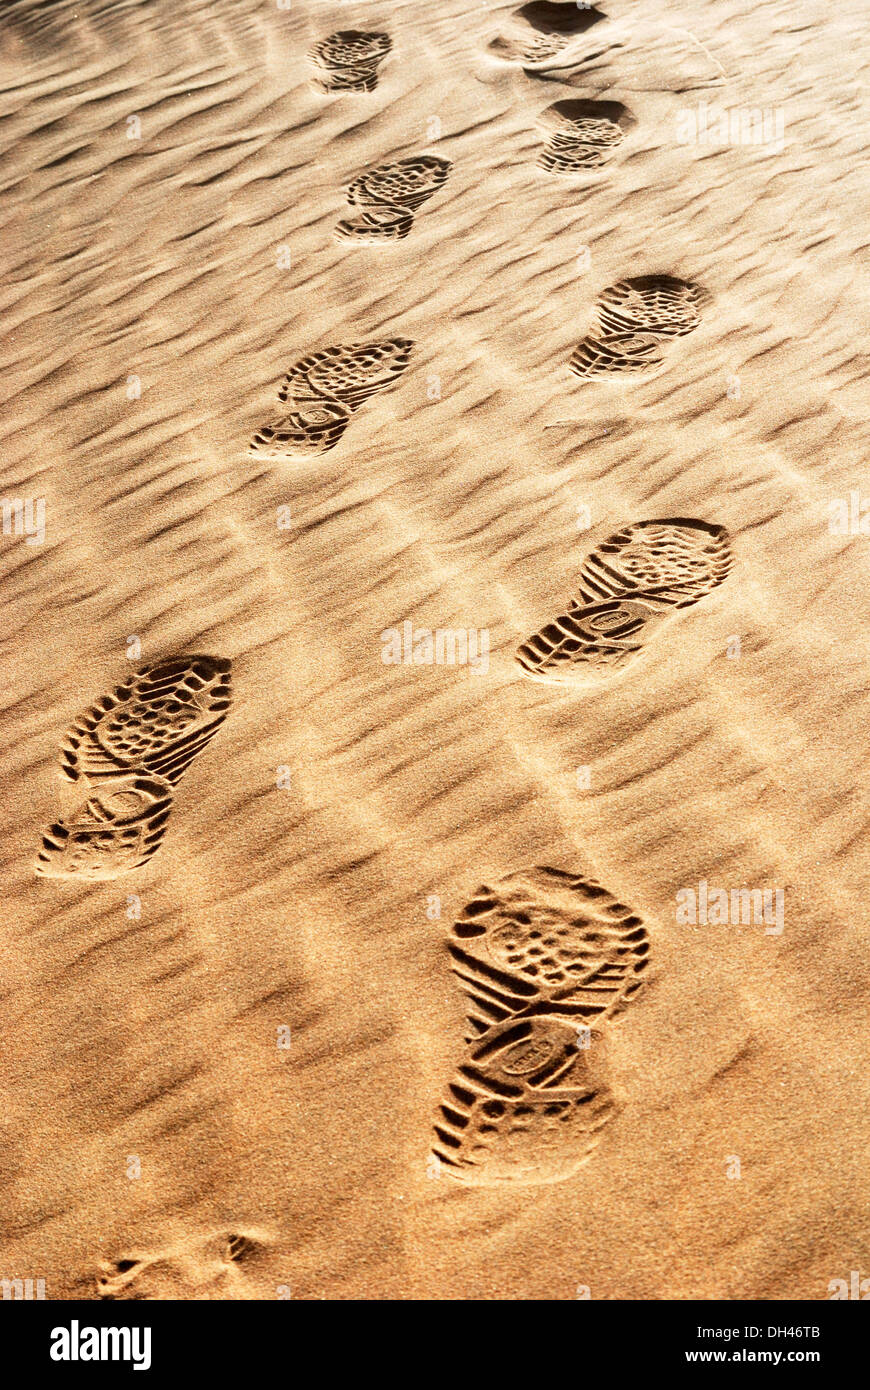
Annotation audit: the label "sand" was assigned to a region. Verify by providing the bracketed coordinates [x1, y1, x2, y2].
[1, 0, 868, 1300]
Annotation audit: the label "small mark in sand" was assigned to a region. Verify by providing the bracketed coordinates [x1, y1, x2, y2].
[97, 1229, 269, 1298]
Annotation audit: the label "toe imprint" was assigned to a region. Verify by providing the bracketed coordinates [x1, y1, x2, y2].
[278, 337, 415, 412]
[597, 275, 711, 338]
[58, 655, 232, 784]
[346, 155, 451, 212]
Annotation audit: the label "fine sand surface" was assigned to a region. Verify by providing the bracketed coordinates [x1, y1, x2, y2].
[1, 0, 868, 1299]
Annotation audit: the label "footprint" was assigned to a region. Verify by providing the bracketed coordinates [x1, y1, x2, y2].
[489, 2, 606, 68]
[36, 656, 232, 879]
[515, 519, 732, 685]
[308, 30, 392, 93]
[97, 1228, 269, 1299]
[431, 866, 650, 1186]
[335, 155, 451, 244]
[571, 275, 711, 379]
[537, 99, 634, 174]
[249, 338, 414, 460]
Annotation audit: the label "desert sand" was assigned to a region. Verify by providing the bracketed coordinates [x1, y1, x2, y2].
[1, 0, 868, 1300]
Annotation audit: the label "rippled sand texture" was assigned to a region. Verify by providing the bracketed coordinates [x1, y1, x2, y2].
[1, 0, 869, 1299]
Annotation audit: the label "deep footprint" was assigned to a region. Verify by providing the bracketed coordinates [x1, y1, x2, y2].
[489, 2, 606, 68]
[538, 99, 633, 174]
[308, 31, 392, 93]
[570, 274, 711, 378]
[431, 866, 650, 1186]
[516, 519, 732, 684]
[36, 656, 232, 879]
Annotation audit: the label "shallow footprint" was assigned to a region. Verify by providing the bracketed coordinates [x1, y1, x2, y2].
[36, 773, 174, 881]
[249, 339, 414, 461]
[432, 1016, 617, 1187]
[36, 656, 232, 879]
[431, 865, 650, 1187]
[570, 332, 664, 376]
[97, 1228, 271, 1299]
[449, 864, 651, 1038]
[335, 155, 451, 243]
[571, 274, 711, 378]
[248, 401, 351, 459]
[516, 519, 732, 684]
[335, 205, 415, 245]
[308, 30, 392, 93]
